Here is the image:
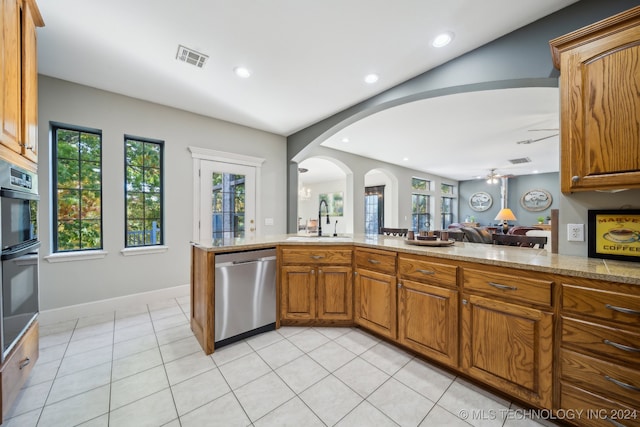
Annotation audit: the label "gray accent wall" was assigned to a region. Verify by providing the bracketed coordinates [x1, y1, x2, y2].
[286, 0, 640, 257]
[38, 76, 287, 311]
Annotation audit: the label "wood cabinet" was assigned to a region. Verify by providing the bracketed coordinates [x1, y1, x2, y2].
[550, 7, 640, 193]
[559, 277, 640, 426]
[461, 267, 554, 408]
[0, 320, 38, 423]
[354, 248, 397, 339]
[279, 247, 353, 325]
[0, 0, 42, 170]
[397, 255, 459, 367]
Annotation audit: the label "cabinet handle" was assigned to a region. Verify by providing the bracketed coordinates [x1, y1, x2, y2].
[367, 259, 380, 264]
[318, 269, 322, 274]
[605, 304, 640, 316]
[488, 282, 518, 291]
[462, 299, 468, 305]
[603, 339, 640, 353]
[398, 282, 402, 289]
[571, 176, 580, 183]
[311, 270, 315, 275]
[19, 357, 31, 370]
[604, 375, 640, 392]
[417, 269, 435, 275]
[310, 255, 324, 260]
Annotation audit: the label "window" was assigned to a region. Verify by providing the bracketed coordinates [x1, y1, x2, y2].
[52, 123, 102, 252]
[441, 183, 455, 228]
[211, 172, 245, 242]
[412, 194, 431, 232]
[411, 177, 430, 191]
[125, 136, 163, 247]
[364, 185, 385, 235]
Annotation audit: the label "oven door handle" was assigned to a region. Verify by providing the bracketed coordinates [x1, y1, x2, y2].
[1, 241, 40, 261]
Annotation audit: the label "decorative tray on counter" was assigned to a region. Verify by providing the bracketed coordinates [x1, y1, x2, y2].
[404, 239, 456, 247]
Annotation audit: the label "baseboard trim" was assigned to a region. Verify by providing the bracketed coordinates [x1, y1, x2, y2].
[38, 284, 190, 326]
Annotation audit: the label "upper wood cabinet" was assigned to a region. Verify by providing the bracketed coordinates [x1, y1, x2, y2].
[550, 6, 640, 193]
[0, 0, 43, 170]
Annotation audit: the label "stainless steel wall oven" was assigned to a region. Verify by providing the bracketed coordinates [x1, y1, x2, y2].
[0, 159, 39, 362]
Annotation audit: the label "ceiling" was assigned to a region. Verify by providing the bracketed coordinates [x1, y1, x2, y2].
[36, 0, 577, 181]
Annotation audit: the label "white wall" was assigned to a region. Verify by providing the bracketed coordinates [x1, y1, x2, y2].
[298, 179, 349, 235]
[38, 76, 287, 311]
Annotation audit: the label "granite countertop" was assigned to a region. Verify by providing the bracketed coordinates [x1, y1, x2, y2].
[191, 234, 640, 285]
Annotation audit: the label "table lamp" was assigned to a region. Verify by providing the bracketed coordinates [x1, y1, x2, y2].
[495, 208, 517, 234]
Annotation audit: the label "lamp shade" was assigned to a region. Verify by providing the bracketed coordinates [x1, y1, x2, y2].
[495, 208, 517, 221]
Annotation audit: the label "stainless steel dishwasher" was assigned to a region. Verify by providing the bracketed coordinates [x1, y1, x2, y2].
[214, 248, 277, 347]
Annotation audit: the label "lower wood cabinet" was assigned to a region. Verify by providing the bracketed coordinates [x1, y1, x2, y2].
[279, 246, 353, 325]
[1, 320, 38, 423]
[461, 294, 554, 408]
[398, 279, 458, 367]
[354, 267, 396, 339]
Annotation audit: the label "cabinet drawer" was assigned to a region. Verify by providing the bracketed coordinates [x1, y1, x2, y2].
[463, 268, 552, 306]
[398, 256, 457, 288]
[354, 249, 396, 274]
[562, 317, 640, 366]
[1, 321, 39, 421]
[560, 381, 640, 427]
[561, 348, 640, 408]
[281, 248, 352, 265]
[563, 284, 640, 325]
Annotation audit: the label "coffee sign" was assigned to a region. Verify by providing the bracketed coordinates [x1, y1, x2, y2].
[588, 210, 640, 262]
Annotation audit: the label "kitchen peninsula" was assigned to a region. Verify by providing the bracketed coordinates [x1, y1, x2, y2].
[191, 235, 640, 425]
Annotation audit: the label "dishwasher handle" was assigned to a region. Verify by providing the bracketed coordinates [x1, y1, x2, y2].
[216, 255, 276, 268]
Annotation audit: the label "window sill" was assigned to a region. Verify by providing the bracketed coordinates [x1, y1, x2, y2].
[120, 245, 169, 256]
[45, 250, 108, 263]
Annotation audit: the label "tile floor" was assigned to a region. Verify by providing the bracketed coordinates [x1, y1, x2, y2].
[2, 294, 555, 427]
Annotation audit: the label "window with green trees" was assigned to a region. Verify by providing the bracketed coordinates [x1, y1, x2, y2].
[52, 123, 102, 252]
[125, 136, 163, 247]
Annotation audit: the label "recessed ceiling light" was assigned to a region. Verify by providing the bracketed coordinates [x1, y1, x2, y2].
[403, 157, 409, 161]
[234, 66, 251, 78]
[341, 137, 350, 143]
[432, 32, 454, 48]
[532, 170, 539, 174]
[364, 73, 379, 84]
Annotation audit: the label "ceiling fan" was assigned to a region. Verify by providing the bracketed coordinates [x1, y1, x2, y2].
[485, 168, 501, 184]
[516, 128, 559, 145]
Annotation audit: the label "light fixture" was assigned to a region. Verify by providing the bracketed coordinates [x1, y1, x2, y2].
[495, 208, 517, 234]
[297, 167, 311, 201]
[486, 168, 500, 184]
[234, 66, 251, 78]
[432, 32, 454, 48]
[364, 73, 379, 84]
[341, 137, 350, 143]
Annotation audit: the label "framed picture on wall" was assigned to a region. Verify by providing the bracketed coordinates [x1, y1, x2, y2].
[469, 192, 492, 212]
[520, 189, 552, 212]
[588, 209, 640, 262]
[319, 192, 344, 216]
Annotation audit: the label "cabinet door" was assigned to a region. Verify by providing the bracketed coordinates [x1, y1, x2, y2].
[354, 268, 396, 339]
[280, 265, 316, 321]
[21, 0, 37, 163]
[557, 24, 640, 192]
[398, 279, 458, 367]
[461, 294, 553, 408]
[317, 266, 352, 321]
[1, 0, 22, 153]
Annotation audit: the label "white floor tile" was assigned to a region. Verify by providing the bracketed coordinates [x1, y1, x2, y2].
[112, 347, 163, 381]
[257, 338, 304, 369]
[360, 341, 412, 375]
[155, 323, 193, 346]
[438, 378, 510, 427]
[246, 329, 284, 351]
[23, 358, 60, 387]
[39, 319, 77, 336]
[37, 385, 110, 427]
[420, 405, 473, 426]
[113, 333, 158, 360]
[312, 326, 353, 340]
[37, 342, 67, 365]
[307, 340, 357, 372]
[287, 329, 330, 353]
[46, 362, 111, 404]
[171, 368, 230, 415]
[367, 378, 435, 426]
[5, 380, 51, 419]
[71, 321, 114, 341]
[74, 312, 114, 329]
[334, 357, 390, 398]
[254, 397, 324, 427]
[114, 321, 155, 343]
[275, 354, 329, 394]
[218, 352, 272, 390]
[56, 345, 113, 377]
[210, 340, 254, 366]
[179, 392, 250, 427]
[158, 335, 201, 363]
[64, 331, 113, 357]
[335, 329, 380, 354]
[1, 407, 41, 427]
[38, 330, 73, 349]
[108, 389, 178, 427]
[299, 375, 363, 426]
[393, 358, 456, 402]
[234, 372, 296, 421]
[276, 326, 306, 338]
[77, 414, 110, 426]
[110, 365, 169, 410]
[335, 400, 399, 427]
[164, 351, 216, 385]
[152, 312, 189, 332]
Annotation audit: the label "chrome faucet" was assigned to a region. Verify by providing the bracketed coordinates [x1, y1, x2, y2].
[318, 199, 330, 236]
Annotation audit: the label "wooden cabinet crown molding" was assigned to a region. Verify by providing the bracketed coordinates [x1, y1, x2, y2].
[550, 6, 640, 68]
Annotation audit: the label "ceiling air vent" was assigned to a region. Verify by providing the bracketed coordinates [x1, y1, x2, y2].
[509, 157, 531, 165]
[176, 45, 208, 68]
